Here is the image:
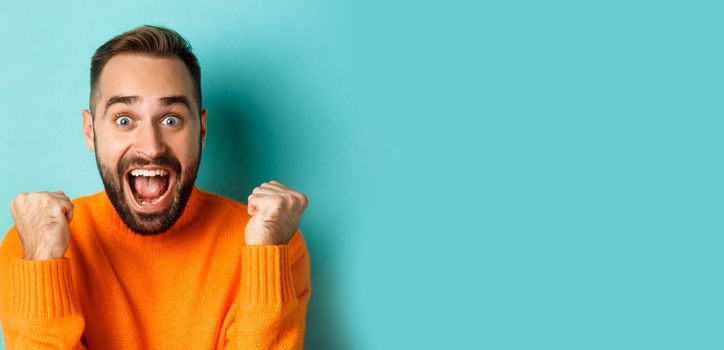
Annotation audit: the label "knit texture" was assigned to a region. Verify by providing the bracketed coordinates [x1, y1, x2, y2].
[0, 186, 311, 349]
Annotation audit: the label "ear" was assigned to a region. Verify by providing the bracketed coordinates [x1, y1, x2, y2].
[200, 108, 208, 150]
[82, 109, 95, 152]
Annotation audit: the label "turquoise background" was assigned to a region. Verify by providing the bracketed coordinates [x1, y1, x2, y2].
[0, 0, 722, 349]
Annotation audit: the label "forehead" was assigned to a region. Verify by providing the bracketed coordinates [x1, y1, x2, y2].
[98, 54, 196, 107]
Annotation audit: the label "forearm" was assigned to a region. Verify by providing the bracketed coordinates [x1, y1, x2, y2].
[0, 229, 86, 349]
[224, 231, 311, 349]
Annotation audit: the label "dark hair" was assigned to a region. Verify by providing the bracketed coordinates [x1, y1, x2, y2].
[89, 25, 201, 115]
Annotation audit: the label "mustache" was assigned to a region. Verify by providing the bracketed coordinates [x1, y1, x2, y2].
[117, 154, 182, 176]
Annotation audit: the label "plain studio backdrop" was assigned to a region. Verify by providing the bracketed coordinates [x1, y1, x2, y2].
[0, 1, 722, 349]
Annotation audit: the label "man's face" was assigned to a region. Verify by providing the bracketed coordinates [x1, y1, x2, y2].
[82, 54, 207, 235]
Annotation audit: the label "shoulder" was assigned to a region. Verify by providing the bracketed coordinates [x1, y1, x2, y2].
[0, 225, 21, 261]
[196, 188, 249, 213]
[194, 187, 251, 223]
[197, 188, 309, 251]
[185, 187, 253, 233]
[68, 190, 105, 213]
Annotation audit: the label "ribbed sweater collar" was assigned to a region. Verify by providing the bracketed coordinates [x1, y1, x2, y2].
[96, 185, 206, 246]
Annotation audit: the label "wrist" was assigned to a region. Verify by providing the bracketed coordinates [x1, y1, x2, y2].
[23, 246, 65, 260]
[245, 238, 284, 246]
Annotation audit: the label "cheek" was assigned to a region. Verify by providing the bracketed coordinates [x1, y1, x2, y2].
[94, 133, 130, 170]
[98, 141, 127, 163]
[166, 134, 201, 166]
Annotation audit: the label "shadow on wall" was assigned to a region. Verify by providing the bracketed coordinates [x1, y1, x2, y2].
[198, 58, 352, 349]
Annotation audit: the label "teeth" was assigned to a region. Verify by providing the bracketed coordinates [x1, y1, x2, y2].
[139, 195, 165, 206]
[130, 169, 168, 177]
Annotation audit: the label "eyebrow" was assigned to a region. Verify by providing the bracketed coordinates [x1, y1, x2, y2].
[105, 95, 140, 112]
[159, 95, 191, 110]
[103, 94, 192, 117]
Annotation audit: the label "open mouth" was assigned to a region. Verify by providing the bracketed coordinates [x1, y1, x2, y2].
[124, 167, 176, 213]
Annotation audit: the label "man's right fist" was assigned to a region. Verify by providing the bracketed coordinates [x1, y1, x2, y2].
[9, 191, 74, 260]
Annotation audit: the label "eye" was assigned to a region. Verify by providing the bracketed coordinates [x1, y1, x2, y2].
[115, 115, 132, 127]
[161, 115, 182, 127]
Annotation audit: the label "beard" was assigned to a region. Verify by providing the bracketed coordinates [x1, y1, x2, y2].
[95, 148, 201, 236]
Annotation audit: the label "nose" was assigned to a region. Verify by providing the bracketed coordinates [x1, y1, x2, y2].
[133, 123, 167, 159]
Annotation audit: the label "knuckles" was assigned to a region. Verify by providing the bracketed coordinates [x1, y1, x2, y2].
[292, 192, 309, 207]
[248, 189, 308, 209]
[11, 192, 27, 204]
[271, 195, 286, 206]
[10, 192, 69, 212]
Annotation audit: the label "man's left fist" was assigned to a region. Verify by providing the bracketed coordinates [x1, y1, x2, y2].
[245, 180, 309, 245]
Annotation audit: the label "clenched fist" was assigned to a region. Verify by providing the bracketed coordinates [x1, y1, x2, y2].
[245, 180, 308, 245]
[9, 191, 74, 260]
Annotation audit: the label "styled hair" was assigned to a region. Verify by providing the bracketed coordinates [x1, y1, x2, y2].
[89, 25, 202, 115]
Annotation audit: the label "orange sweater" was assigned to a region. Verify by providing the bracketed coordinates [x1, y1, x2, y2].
[0, 186, 311, 349]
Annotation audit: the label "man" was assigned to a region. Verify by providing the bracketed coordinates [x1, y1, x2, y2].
[0, 25, 311, 349]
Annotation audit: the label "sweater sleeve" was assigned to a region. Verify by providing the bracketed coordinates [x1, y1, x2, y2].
[224, 228, 312, 349]
[0, 226, 87, 350]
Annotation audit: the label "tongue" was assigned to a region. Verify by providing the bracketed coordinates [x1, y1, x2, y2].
[133, 176, 168, 199]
